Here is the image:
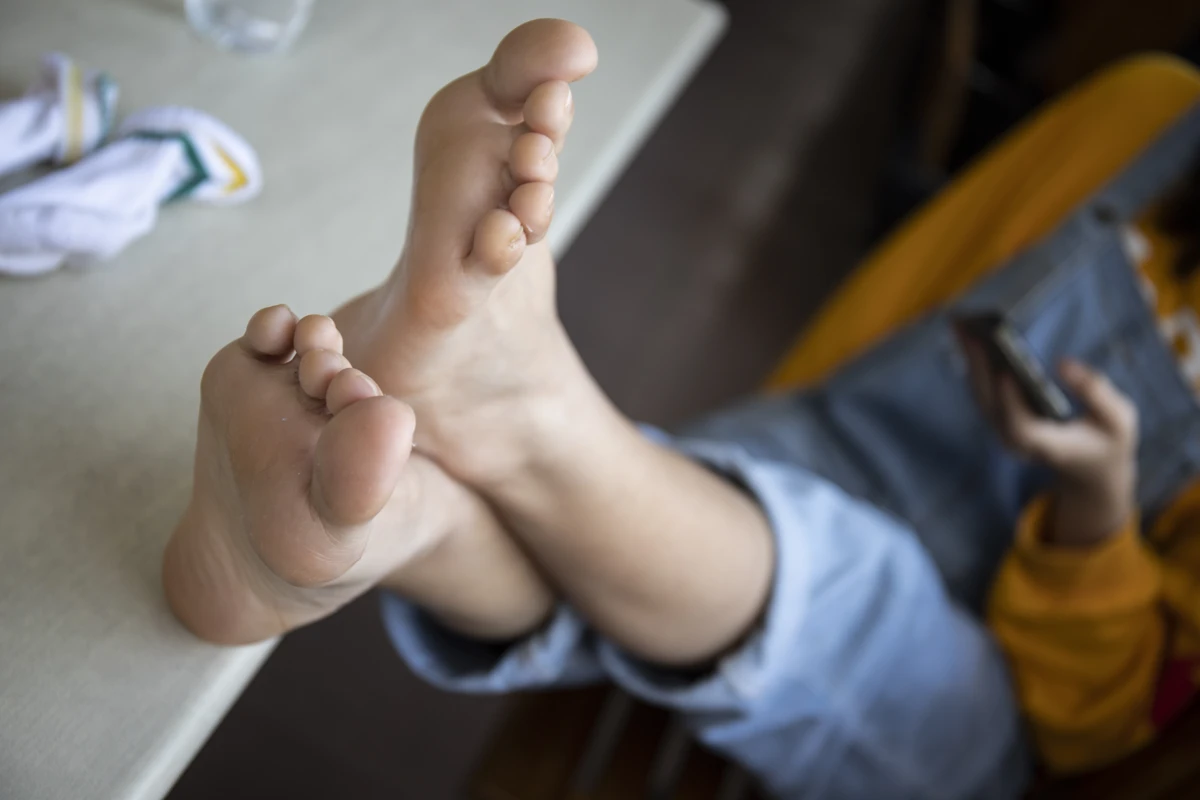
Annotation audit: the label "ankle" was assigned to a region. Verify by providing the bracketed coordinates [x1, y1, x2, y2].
[481, 355, 641, 510]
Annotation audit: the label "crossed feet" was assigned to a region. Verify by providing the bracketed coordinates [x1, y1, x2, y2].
[165, 19, 598, 643]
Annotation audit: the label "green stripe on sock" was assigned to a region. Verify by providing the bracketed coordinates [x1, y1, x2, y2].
[126, 130, 209, 203]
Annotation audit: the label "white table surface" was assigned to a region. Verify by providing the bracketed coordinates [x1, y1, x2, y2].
[0, 1, 725, 797]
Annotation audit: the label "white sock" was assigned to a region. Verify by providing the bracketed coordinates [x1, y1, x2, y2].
[0, 53, 118, 177]
[0, 106, 262, 276]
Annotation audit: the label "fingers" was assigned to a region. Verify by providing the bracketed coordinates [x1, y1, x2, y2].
[997, 373, 1121, 470]
[958, 328, 1140, 478]
[954, 321, 1042, 453]
[1059, 359, 1138, 443]
[996, 375, 1062, 460]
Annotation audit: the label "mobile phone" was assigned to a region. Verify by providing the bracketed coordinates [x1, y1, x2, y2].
[953, 311, 1074, 422]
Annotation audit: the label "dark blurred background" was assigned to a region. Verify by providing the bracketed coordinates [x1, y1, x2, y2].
[169, 0, 1200, 798]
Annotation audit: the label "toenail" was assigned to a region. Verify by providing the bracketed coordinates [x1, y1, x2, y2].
[564, 89, 573, 112]
[354, 372, 381, 396]
[540, 137, 553, 162]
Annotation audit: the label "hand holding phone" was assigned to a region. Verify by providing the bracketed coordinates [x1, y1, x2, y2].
[953, 311, 1073, 422]
[954, 311, 1139, 545]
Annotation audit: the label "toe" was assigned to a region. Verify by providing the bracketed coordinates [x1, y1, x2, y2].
[507, 182, 554, 244]
[298, 349, 350, 400]
[523, 81, 573, 151]
[509, 132, 558, 184]
[313, 395, 416, 527]
[467, 208, 526, 275]
[241, 305, 298, 359]
[294, 315, 343, 357]
[482, 19, 597, 111]
[326, 368, 382, 414]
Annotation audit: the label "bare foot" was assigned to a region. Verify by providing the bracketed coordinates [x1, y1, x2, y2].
[335, 19, 600, 488]
[164, 306, 449, 644]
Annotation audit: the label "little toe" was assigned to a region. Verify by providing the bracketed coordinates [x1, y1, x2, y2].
[509, 132, 558, 184]
[523, 81, 573, 151]
[467, 208, 526, 276]
[242, 305, 298, 359]
[507, 182, 554, 243]
[294, 315, 343, 357]
[298, 349, 350, 401]
[482, 19, 597, 111]
[326, 368, 382, 414]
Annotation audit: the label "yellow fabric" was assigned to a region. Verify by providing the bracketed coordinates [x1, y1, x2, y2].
[768, 54, 1200, 391]
[64, 61, 84, 164]
[212, 143, 249, 194]
[988, 497, 1162, 773]
[762, 54, 1200, 774]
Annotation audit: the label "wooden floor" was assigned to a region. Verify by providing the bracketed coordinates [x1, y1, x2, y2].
[166, 0, 921, 797]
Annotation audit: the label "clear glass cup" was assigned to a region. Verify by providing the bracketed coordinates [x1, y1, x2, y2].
[186, 0, 315, 55]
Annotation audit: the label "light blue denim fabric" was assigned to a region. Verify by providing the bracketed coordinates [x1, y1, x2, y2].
[382, 102, 1200, 799]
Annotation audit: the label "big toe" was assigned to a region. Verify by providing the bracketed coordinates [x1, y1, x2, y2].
[482, 19, 597, 110]
[242, 305, 298, 360]
[313, 393, 415, 528]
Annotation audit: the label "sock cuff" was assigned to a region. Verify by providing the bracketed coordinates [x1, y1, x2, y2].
[39, 52, 119, 165]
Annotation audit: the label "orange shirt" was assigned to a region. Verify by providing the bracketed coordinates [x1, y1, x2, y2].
[766, 55, 1200, 774]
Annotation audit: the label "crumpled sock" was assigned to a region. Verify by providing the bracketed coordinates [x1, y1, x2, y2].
[0, 106, 263, 276]
[0, 52, 118, 177]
